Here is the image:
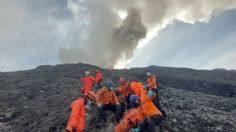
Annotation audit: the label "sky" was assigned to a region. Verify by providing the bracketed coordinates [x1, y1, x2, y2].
[0, 0, 236, 71]
[127, 9, 236, 70]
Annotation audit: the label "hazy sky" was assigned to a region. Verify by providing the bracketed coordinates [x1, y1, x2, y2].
[127, 9, 236, 70]
[0, 0, 236, 71]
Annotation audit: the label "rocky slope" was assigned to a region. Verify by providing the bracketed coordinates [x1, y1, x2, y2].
[0, 63, 236, 132]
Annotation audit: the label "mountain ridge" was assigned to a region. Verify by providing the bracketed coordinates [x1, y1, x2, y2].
[0, 63, 236, 132]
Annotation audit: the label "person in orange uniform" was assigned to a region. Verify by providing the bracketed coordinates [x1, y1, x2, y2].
[139, 94, 163, 132]
[117, 77, 131, 97]
[96, 80, 121, 122]
[146, 71, 167, 118]
[117, 77, 133, 110]
[114, 107, 143, 132]
[130, 80, 147, 98]
[66, 96, 90, 132]
[95, 70, 103, 88]
[80, 71, 97, 96]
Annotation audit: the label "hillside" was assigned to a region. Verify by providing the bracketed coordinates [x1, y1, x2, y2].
[0, 63, 236, 132]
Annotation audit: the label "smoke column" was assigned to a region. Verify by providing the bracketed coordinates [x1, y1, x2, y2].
[58, 0, 236, 68]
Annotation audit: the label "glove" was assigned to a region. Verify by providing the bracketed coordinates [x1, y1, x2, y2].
[147, 89, 154, 97]
[132, 127, 140, 132]
[97, 103, 102, 108]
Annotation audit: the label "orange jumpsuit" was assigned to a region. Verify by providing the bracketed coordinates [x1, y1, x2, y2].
[117, 84, 132, 97]
[96, 87, 119, 105]
[140, 95, 162, 116]
[130, 81, 147, 97]
[115, 107, 144, 132]
[67, 97, 86, 132]
[147, 74, 167, 118]
[139, 95, 163, 132]
[95, 70, 102, 82]
[80, 75, 97, 95]
[96, 87, 121, 122]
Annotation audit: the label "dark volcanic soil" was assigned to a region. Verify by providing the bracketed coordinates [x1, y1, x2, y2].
[0, 63, 236, 132]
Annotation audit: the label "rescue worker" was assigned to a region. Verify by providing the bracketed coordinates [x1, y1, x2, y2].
[114, 107, 143, 132]
[146, 71, 167, 118]
[96, 80, 121, 122]
[114, 89, 126, 118]
[80, 71, 97, 96]
[95, 70, 102, 88]
[66, 96, 91, 132]
[130, 93, 163, 132]
[117, 93, 163, 132]
[117, 77, 132, 111]
[130, 80, 147, 98]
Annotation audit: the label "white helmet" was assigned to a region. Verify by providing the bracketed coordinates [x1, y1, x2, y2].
[85, 71, 90, 75]
[146, 71, 151, 76]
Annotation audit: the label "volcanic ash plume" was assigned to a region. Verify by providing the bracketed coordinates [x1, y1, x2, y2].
[58, 0, 236, 68]
[58, 0, 147, 68]
[111, 8, 147, 67]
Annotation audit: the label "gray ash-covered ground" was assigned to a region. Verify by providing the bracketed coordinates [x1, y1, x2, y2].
[0, 63, 236, 132]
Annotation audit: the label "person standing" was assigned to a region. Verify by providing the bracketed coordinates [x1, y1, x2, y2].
[146, 71, 167, 118]
[66, 96, 90, 132]
[95, 70, 103, 88]
[80, 71, 97, 96]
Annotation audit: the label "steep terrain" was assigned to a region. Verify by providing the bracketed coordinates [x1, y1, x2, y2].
[0, 63, 236, 132]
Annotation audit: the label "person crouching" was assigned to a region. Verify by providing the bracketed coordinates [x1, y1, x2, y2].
[96, 80, 121, 123]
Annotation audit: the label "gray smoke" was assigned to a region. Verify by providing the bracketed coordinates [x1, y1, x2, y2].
[110, 8, 147, 67]
[58, 0, 236, 68]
